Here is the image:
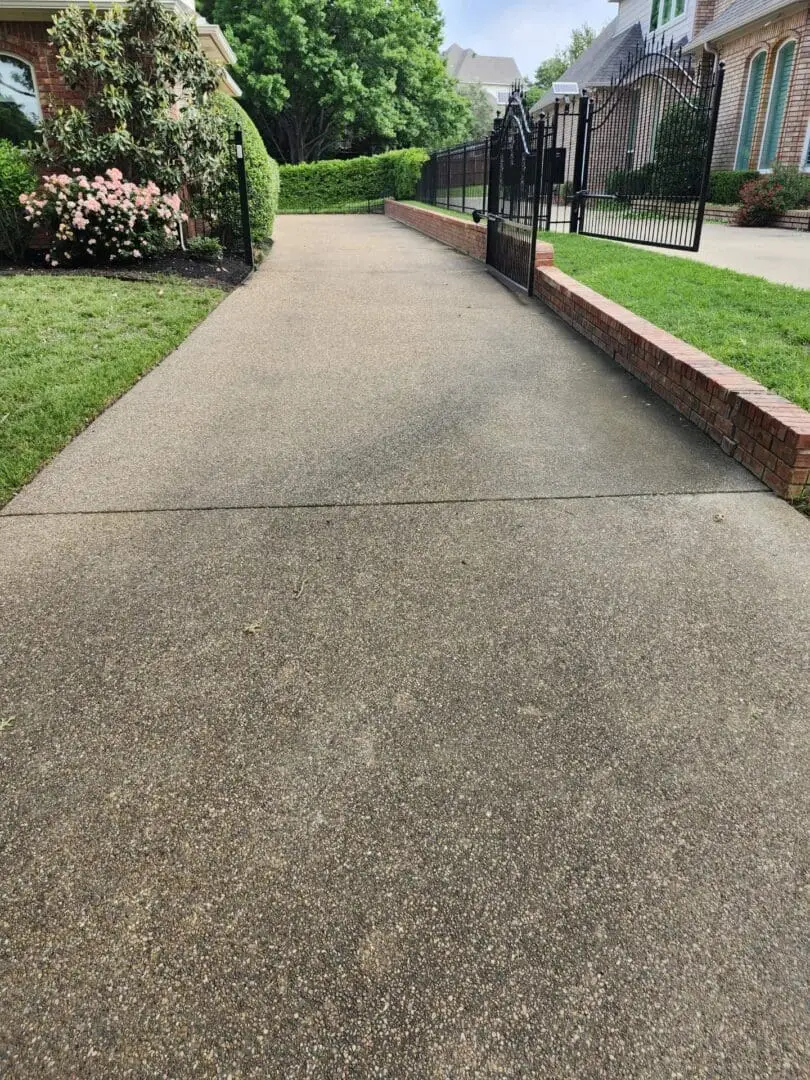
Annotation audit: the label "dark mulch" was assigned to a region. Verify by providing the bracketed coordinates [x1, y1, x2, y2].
[0, 250, 252, 289]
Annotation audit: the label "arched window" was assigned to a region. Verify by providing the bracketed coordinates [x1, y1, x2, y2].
[734, 49, 766, 170]
[0, 53, 41, 144]
[759, 39, 797, 169]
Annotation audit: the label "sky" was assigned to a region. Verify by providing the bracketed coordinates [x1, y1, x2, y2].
[439, 0, 612, 78]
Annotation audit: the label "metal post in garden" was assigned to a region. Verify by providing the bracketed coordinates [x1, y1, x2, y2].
[234, 127, 255, 271]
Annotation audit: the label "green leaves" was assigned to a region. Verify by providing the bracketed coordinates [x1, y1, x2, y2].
[200, 0, 470, 161]
[37, 0, 228, 193]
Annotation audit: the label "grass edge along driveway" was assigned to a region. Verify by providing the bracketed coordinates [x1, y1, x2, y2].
[0, 274, 223, 507]
[404, 201, 810, 413]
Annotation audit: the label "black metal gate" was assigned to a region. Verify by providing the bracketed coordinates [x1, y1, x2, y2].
[415, 44, 723, 284]
[575, 41, 724, 251]
[474, 92, 542, 295]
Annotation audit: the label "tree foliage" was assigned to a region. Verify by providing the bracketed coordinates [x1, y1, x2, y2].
[525, 23, 598, 107]
[457, 81, 494, 141]
[36, 0, 228, 191]
[199, 0, 471, 163]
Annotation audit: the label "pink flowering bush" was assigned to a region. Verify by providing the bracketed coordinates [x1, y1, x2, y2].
[19, 168, 185, 266]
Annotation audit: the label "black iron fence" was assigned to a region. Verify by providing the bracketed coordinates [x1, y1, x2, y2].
[183, 127, 254, 269]
[415, 138, 489, 216]
[413, 43, 723, 254]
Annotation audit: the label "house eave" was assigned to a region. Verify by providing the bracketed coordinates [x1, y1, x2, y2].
[686, 0, 808, 51]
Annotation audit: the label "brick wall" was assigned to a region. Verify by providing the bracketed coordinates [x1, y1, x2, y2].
[0, 20, 80, 114]
[534, 266, 810, 500]
[384, 200, 488, 260]
[711, 8, 810, 169]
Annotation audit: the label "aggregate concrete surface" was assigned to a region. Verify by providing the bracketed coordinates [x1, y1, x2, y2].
[1, 215, 808, 1078]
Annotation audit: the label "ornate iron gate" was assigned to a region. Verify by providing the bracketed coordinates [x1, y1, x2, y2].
[575, 42, 724, 251]
[420, 45, 723, 288]
[473, 91, 542, 295]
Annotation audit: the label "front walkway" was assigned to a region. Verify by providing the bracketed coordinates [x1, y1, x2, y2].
[1, 215, 808, 1077]
[660, 220, 810, 288]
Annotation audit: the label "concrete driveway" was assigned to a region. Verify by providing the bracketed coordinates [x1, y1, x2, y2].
[661, 220, 810, 288]
[1, 215, 808, 1078]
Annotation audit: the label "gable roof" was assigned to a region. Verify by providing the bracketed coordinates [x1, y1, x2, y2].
[443, 44, 522, 87]
[531, 19, 644, 112]
[688, 0, 808, 49]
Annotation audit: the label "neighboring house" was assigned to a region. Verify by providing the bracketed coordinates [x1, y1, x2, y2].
[531, 0, 810, 173]
[0, 0, 238, 145]
[443, 43, 523, 116]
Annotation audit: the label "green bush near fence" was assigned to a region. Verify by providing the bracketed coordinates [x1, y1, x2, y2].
[213, 94, 280, 242]
[0, 139, 35, 260]
[708, 170, 760, 204]
[279, 148, 428, 212]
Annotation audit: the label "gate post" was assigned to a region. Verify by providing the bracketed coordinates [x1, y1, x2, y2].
[544, 101, 560, 232]
[485, 126, 501, 264]
[569, 93, 590, 234]
[527, 119, 543, 298]
[234, 127, 255, 271]
[693, 62, 725, 252]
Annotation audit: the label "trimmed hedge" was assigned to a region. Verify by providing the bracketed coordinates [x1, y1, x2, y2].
[708, 170, 759, 205]
[0, 139, 35, 260]
[279, 148, 429, 212]
[213, 94, 280, 242]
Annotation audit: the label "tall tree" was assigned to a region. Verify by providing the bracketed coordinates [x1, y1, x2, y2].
[457, 81, 494, 141]
[525, 23, 599, 107]
[200, 0, 471, 163]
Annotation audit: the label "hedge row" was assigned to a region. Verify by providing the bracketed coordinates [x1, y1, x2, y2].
[279, 148, 428, 212]
[708, 170, 760, 205]
[213, 94, 280, 242]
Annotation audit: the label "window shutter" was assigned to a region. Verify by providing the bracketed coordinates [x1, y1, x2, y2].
[734, 51, 766, 170]
[759, 40, 796, 169]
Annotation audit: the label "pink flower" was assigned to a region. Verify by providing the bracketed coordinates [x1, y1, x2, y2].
[132, 249, 142, 258]
[106, 167, 124, 183]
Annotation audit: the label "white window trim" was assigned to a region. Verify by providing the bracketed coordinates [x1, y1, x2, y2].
[801, 121, 810, 173]
[651, 0, 687, 34]
[0, 50, 42, 124]
[734, 48, 766, 171]
[758, 38, 797, 171]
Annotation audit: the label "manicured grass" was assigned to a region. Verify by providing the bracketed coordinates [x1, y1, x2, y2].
[545, 232, 810, 412]
[403, 201, 810, 411]
[0, 274, 222, 506]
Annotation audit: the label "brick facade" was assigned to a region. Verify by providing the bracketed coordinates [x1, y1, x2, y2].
[710, 7, 810, 169]
[0, 20, 80, 115]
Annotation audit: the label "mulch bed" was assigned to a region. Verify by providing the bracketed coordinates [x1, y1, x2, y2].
[0, 250, 252, 288]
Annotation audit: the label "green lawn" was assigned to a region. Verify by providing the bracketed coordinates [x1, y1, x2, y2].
[403, 201, 810, 411]
[546, 232, 810, 412]
[0, 275, 222, 506]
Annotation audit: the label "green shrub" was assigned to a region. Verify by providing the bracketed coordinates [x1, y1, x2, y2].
[708, 170, 759, 204]
[654, 103, 710, 197]
[771, 162, 810, 209]
[212, 94, 280, 244]
[186, 235, 223, 262]
[0, 140, 35, 260]
[605, 163, 658, 198]
[279, 148, 428, 212]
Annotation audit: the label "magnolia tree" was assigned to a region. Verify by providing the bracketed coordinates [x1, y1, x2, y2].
[36, 0, 227, 193]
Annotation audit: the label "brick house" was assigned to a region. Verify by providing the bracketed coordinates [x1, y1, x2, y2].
[0, 0, 238, 145]
[532, 0, 809, 174]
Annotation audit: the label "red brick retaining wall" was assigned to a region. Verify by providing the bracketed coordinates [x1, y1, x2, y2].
[705, 205, 810, 231]
[534, 267, 810, 500]
[384, 200, 554, 268]
[384, 199, 810, 501]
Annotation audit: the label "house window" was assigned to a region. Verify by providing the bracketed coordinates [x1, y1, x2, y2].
[802, 121, 810, 172]
[0, 54, 41, 144]
[759, 40, 797, 169]
[734, 49, 766, 170]
[497, 91, 509, 105]
[650, 0, 686, 32]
